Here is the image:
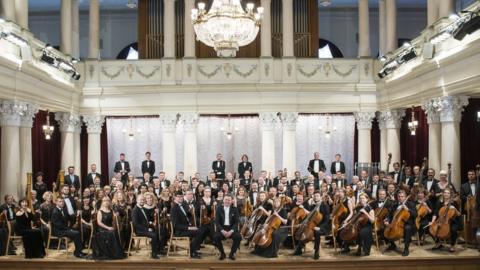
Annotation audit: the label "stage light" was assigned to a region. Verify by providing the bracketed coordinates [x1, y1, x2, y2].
[45, 43, 53, 50]
[40, 52, 55, 65]
[71, 58, 79, 63]
[379, 56, 387, 62]
[477, 111, 480, 122]
[453, 13, 480, 40]
[430, 31, 452, 44]
[402, 41, 412, 48]
[449, 14, 460, 20]
[0, 31, 28, 47]
[400, 49, 417, 63]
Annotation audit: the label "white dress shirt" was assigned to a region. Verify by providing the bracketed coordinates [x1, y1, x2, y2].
[314, 160, 319, 173]
[471, 183, 476, 196]
[223, 206, 230, 226]
[427, 180, 433, 191]
[64, 198, 75, 215]
[335, 162, 341, 172]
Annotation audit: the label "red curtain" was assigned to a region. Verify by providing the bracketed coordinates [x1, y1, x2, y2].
[400, 106, 428, 168]
[32, 110, 61, 189]
[461, 98, 480, 183]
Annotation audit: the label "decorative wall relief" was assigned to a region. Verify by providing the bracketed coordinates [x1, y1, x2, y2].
[197, 65, 222, 78]
[364, 63, 370, 76]
[101, 66, 125, 80]
[223, 63, 232, 77]
[297, 65, 322, 78]
[323, 63, 331, 77]
[136, 66, 161, 79]
[126, 64, 135, 78]
[166, 64, 172, 77]
[233, 65, 257, 78]
[332, 65, 356, 78]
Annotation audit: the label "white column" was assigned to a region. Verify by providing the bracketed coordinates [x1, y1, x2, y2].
[0, 100, 24, 199]
[83, 115, 105, 176]
[0, 0, 15, 21]
[259, 112, 277, 174]
[438, 96, 468, 190]
[358, 0, 370, 57]
[88, 0, 100, 59]
[354, 112, 375, 163]
[439, 0, 455, 18]
[55, 112, 80, 171]
[383, 109, 405, 169]
[181, 113, 199, 178]
[377, 112, 388, 169]
[19, 103, 38, 197]
[74, 123, 82, 180]
[422, 99, 441, 172]
[282, 0, 294, 57]
[71, 0, 80, 58]
[163, 0, 175, 58]
[160, 113, 178, 177]
[378, 0, 387, 56]
[184, 0, 196, 58]
[427, 0, 439, 26]
[281, 112, 298, 177]
[14, 0, 27, 29]
[261, 0, 272, 57]
[385, 0, 397, 53]
[61, 0, 73, 55]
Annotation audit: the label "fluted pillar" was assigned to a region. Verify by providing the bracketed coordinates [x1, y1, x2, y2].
[385, 0, 397, 53]
[438, 96, 468, 189]
[358, 0, 370, 57]
[88, 0, 100, 59]
[163, 0, 175, 58]
[83, 115, 105, 178]
[259, 112, 277, 174]
[55, 112, 80, 171]
[427, 0, 439, 26]
[378, 0, 387, 56]
[282, 0, 294, 57]
[19, 103, 38, 197]
[281, 112, 298, 177]
[184, 0, 196, 58]
[354, 112, 376, 163]
[261, 0, 272, 57]
[377, 112, 388, 169]
[181, 113, 199, 178]
[160, 113, 178, 177]
[0, 0, 16, 22]
[71, 0, 79, 58]
[439, 0, 456, 18]
[14, 0, 27, 29]
[383, 109, 405, 169]
[61, 0, 73, 55]
[422, 99, 441, 172]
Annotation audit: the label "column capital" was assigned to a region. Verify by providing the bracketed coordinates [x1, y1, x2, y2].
[159, 113, 179, 132]
[0, 100, 31, 127]
[422, 99, 441, 124]
[180, 112, 199, 132]
[354, 111, 375, 129]
[55, 112, 81, 133]
[280, 112, 298, 130]
[20, 103, 39, 128]
[380, 109, 405, 129]
[82, 114, 105, 134]
[436, 96, 469, 123]
[259, 112, 278, 131]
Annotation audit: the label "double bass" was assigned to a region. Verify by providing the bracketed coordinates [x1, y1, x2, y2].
[295, 202, 323, 242]
[384, 196, 411, 241]
[385, 153, 392, 174]
[411, 158, 427, 202]
[251, 209, 283, 248]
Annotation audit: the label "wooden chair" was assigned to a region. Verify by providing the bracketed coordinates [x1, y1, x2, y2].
[5, 221, 23, 256]
[166, 221, 190, 257]
[372, 221, 381, 251]
[127, 221, 150, 257]
[45, 222, 69, 256]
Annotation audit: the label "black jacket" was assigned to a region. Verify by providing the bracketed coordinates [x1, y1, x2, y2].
[131, 205, 151, 234]
[170, 202, 194, 234]
[64, 174, 80, 190]
[237, 162, 252, 179]
[388, 200, 417, 230]
[114, 161, 131, 176]
[141, 160, 156, 177]
[212, 160, 226, 180]
[308, 159, 326, 176]
[214, 205, 240, 232]
[51, 206, 70, 236]
[330, 161, 346, 175]
[84, 172, 102, 187]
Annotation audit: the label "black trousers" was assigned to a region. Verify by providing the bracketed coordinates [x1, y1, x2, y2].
[296, 228, 326, 252]
[358, 226, 373, 254]
[213, 226, 242, 255]
[56, 229, 82, 254]
[174, 227, 206, 253]
[386, 224, 414, 251]
[136, 230, 160, 256]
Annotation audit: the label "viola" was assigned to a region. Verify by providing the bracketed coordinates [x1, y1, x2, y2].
[252, 209, 283, 248]
[384, 197, 411, 241]
[295, 203, 323, 242]
[429, 200, 459, 240]
[339, 205, 370, 242]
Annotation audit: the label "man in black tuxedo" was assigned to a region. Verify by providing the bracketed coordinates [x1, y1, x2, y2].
[60, 185, 77, 226]
[158, 171, 171, 190]
[64, 166, 80, 191]
[330, 154, 346, 175]
[213, 194, 242, 260]
[51, 197, 85, 258]
[367, 174, 385, 200]
[389, 162, 405, 185]
[114, 153, 131, 186]
[240, 170, 253, 190]
[333, 171, 347, 189]
[212, 153, 226, 180]
[460, 170, 478, 205]
[238, 154, 253, 179]
[84, 163, 102, 188]
[141, 151, 155, 181]
[308, 152, 326, 179]
[131, 194, 161, 259]
[170, 191, 205, 258]
[422, 168, 441, 203]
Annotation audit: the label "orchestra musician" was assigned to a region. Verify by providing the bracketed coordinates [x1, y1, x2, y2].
[238, 154, 253, 180]
[33, 172, 48, 202]
[141, 151, 155, 182]
[131, 194, 161, 259]
[85, 164, 102, 189]
[213, 194, 242, 260]
[197, 187, 216, 244]
[212, 153, 226, 180]
[308, 152, 326, 179]
[430, 188, 462, 252]
[390, 162, 405, 186]
[114, 153, 131, 187]
[414, 188, 433, 242]
[460, 169, 479, 248]
[330, 154, 346, 175]
[65, 166, 81, 191]
[422, 169, 441, 204]
[15, 198, 46, 258]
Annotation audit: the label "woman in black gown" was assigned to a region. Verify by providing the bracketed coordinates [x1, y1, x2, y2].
[91, 197, 125, 260]
[15, 199, 46, 258]
[252, 197, 289, 258]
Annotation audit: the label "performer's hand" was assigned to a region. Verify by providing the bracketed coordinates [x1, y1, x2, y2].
[188, 226, 198, 231]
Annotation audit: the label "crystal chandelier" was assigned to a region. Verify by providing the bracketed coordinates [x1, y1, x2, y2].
[191, 0, 263, 57]
[318, 115, 337, 139]
[122, 117, 141, 141]
[319, 0, 331, 7]
[220, 115, 239, 140]
[42, 111, 54, 140]
[408, 106, 418, 135]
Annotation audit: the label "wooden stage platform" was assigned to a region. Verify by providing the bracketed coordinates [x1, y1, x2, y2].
[1, 241, 479, 270]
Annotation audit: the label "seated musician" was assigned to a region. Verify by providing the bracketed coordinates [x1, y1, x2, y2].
[371, 189, 394, 240]
[170, 191, 206, 259]
[293, 191, 330, 260]
[252, 197, 289, 258]
[79, 197, 94, 248]
[131, 194, 161, 259]
[430, 188, 462, 252]
[197, 187, 216, 244]
[384, 190, 417, 256]
[460, 169, 479, 248]
[51, 197, 86, 258]
[15, 198, 46, 258]
[414, 188, 433, 242]
[213, 194, 242, 260]
[335, 188, 355, 253]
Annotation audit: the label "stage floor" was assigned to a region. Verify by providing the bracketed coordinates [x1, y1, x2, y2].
[1, 239, 479, 270]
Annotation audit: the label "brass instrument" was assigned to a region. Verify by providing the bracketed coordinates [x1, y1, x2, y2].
[54, 170, 65, 200]
[26, 173, 33, 209]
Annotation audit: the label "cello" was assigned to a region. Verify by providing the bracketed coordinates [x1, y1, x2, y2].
[339, 204, 370, 242]
[289, 205, 307, 237]
[384, 196, 411, 241]
[251, 209, 283, 248]
[241, 203, 269, 239]
[429, 199, 460, 240]
[295, 202, 323, 242]
[374, 198, 391, 232]
[331, 197, 348, 237]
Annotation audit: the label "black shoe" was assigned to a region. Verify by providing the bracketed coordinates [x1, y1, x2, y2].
[292, 247, 302, 256]
[363, 251, 370, 256]
[432, 244, 443, 250]
[219, 252, 226, 260]
[190, 252, 201, 259]
[402, 249, 409, 256]
[7, 250, 16, 256]
[151, 254, 160, 259]
[313, 251, 319, 260]
[159, 249, 167, 255]
[340, 247, 350, 254]
[228, 253, 236, 260]
[385, 244, 397, 251]
[74, 253, 85, 259]
[355, 249, 361, 256]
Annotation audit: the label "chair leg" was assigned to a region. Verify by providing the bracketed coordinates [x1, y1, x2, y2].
[417, 232, 421, 246]
[57, 238, 61, 251]
[374, 231, 380, 252]
[127, 237, 132, 257]
[46, 237, 50, 256]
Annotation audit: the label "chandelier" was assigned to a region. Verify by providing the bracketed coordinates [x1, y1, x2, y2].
[42, 111, 54, 140]
[122, 117, 141, 141]
[408, 106, 418, 135]
[319, 0, 331, 7]
[318, 115, 337, 138]
[191, 0, 263, 57]
[220, 115, 239, 140]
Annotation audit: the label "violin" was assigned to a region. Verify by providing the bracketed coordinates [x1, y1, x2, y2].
[429, 200, 459, 240]
[384, 196, 411, 241]
[339, 204, 370, 242]
[252, 208, 283, 248]
[244, 197, 253, 217]
[295, 202, 324, 242]
[200, 199, 216, 225]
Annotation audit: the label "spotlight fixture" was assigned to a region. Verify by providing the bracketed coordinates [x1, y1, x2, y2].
[398, 49, 417, 63]
[0, 31, 28, 47]
[319, 0, 331, 7]
[407, 106, 418, 135]
[430, 31, 452, 44]
[379, 55, 387, 62]
[377, 59, 399, 78]
[42, 110, 55, 140]
[40, 52, 55, 65]
[402, 41, 412, 48]
[39, 46, 81, 81]
[453, 13, 480, 40]
[45, 43, 53, 50]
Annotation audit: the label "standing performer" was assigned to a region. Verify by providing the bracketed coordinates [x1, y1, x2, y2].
[330, 154, 346, 175]
[114, 153, 131, 187]
[308, 152, 326, 179]
[212, 153, 226, 181]
[141, 151, 156, 182]
[238, 154, 253, 180]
